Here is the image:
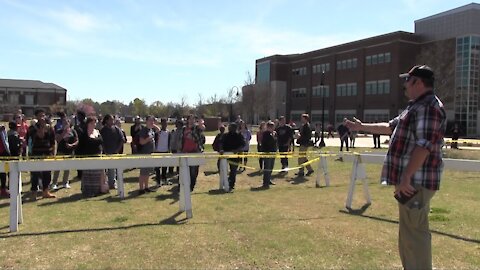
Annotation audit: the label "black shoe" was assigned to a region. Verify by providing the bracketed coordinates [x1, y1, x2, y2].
[306, 170, 315, 176]
[295, 172, 305, 177]
[139, 189, 146, 195]
[145, 188, 156, 193]
[261, 185, 270, 189]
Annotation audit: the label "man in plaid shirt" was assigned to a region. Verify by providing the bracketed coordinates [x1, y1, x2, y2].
[345, 65, 446, 270]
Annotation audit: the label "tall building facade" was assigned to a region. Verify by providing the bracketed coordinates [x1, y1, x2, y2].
[253, 3, 480, 137]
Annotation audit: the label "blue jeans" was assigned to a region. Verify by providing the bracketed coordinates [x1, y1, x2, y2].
[263, 158, 275, 186]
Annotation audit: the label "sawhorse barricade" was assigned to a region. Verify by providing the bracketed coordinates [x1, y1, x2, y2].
[6, 154, 206, 232]
[343, 153, 480, 209]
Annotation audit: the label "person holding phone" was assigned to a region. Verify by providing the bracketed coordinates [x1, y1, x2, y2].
[345, 65, 446, 270]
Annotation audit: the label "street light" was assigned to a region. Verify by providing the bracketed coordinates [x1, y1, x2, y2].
[229, 86, 239, 122]
[319, 71, 326, 148]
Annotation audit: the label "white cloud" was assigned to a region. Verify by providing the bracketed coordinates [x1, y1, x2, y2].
[152, 17, 187, 30]
[46, 8, 100, 32]
[212, 22, 379, 58]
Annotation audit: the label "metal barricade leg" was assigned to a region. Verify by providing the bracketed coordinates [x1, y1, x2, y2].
[116, 168, 125, 199]
[179, 157, 192, 219]
[9, 163, 20, 232]
[219, 158, 229, 191]
[345, 155, 359, 209]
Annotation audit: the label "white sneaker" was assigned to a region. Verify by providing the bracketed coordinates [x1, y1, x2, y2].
[64, 183, 71, 189]
[51, 184, 59, 190]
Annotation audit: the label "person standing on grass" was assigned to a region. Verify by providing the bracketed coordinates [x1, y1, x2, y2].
[154, 118, 172, 186]
[238, 121, 252, 172]
[130, 116, 143, 154]
[212, 125, 226, 172]
[261, 121, 277, 188]
[256, 121, 266, 170]
[169, 120, 184, 176]
[27, 109, 56, 199]
[220, 123, 245, 192]
[373, 133, 381, 149]
[15, 114, 28, 156]
[345, 65, 446, 270]
[115, 119, 127, 154]
[296, 114, 314, 177]
[52, 118, 78, 190]
[0, 124, 11, 197]
[74, 110, 87, 179]
[178, 114, 205, 192]
[137, 115, 159, 194]
[79, 116, 109, 197]
[100, 114, 125, 189]
[276, 116, 293, 172]
[337, 122, 350, 152]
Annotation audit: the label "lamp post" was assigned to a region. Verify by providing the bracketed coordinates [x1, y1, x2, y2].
[319, 71, 326, 148]
[229, 86, 239, 122]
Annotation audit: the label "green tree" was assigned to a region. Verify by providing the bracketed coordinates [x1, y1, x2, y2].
[132, 98, 148, 116]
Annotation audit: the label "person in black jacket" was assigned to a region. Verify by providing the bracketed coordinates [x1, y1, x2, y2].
[261, 121, 278, 188]
[220, 123, 245, 192]
[296, 114, 314, 177]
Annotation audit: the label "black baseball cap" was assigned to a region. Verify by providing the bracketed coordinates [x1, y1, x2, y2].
[399, 65, 434, 80]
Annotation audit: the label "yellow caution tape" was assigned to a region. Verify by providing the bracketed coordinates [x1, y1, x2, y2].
[0, 150, 362, 162]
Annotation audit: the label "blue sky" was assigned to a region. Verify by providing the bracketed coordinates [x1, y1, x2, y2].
[0, 0, 473, 105]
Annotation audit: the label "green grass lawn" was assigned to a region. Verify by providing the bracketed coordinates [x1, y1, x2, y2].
[0, 146, 479, 269]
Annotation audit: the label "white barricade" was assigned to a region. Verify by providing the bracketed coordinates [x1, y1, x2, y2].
[343, 153, 480, 209]
[315, 156, 330, 187]
[7, 154, 205, 232]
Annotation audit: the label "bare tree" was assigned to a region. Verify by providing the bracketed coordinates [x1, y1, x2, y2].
[416, 39, 455, 104]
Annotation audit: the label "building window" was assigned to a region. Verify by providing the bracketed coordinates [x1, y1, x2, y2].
[312, 113, 329, 123]
[385, 52, 391, 63]
[8, 93, 19, 104]
[366, 56, 372, 66]
[337, 58, 357, 70]
[312, 85, 330, 97]
[292, 67, 307, 76]
[0, 93, 4, 103]
[292, 88, 307, 98]
[313, 63, 330, 74]
[257, 61, 270, 83]
[366, 80, 390, 95]
[366, 52, 391, 66]
[290, 113, 303, 122]
[25, 94, 34, 105]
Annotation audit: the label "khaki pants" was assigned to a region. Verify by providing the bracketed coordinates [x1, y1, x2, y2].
[398, 185, 436, 270]
[298, 145, 313, 173]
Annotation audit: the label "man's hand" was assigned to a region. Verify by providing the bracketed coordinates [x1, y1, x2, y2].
[395, 174, 417, 197]
[344, 117, 363, 131]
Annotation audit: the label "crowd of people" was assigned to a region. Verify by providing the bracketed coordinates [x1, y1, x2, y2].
[0, 110, 209, 199]
[212, 114, 316, 192]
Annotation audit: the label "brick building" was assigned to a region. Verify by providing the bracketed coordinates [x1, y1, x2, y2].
[0, 79, 67, 118]
[251, 3, 480, 137]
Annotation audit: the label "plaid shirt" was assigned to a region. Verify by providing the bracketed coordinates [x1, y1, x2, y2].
[381, 90, 446, 190]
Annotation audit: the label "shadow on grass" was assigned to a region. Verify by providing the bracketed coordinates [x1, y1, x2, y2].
[208, 189, 230, 195]
[204, 170, 219, 176]
[37, 193, 85, 206]
[247, 171, 263, 177]
[159, 211, 188, 225]
[155, 185, 179, 205]
[339, 205, 480, 244]
[288, 176, 309, 185]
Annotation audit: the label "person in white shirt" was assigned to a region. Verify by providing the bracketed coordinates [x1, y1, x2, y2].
[154, 118, 171, 186]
